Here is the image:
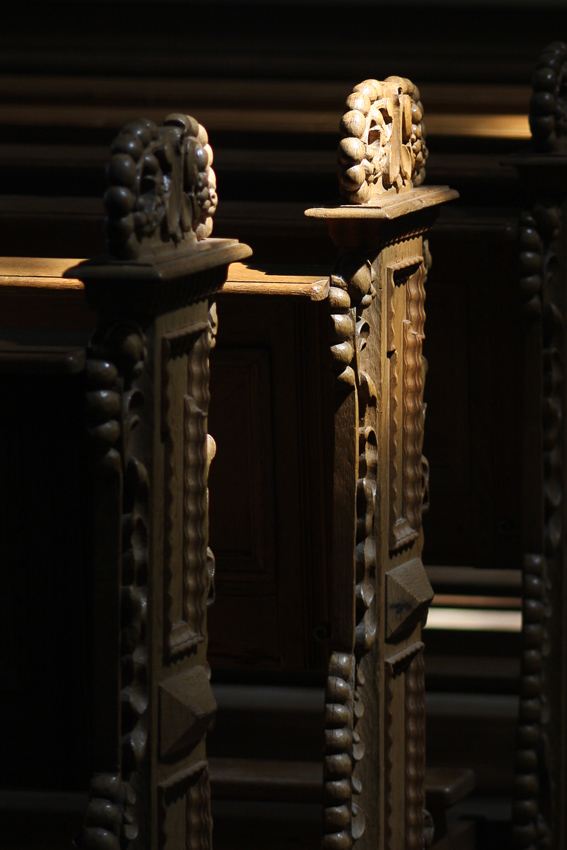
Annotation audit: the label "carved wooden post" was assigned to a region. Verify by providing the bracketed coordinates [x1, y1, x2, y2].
[67, 114, 251, 850]
[306, 77, 457, 850]
[510, 41, 567, 850]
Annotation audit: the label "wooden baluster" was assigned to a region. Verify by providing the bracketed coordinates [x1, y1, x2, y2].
[306, 76, 457, 850]
[68, 113, 251, 850]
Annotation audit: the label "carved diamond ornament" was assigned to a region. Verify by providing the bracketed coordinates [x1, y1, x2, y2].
[159, 666, 217, 760]
[386, 558, 434, 641]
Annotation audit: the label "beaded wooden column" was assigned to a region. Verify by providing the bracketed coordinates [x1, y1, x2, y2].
[306, 77, 457, 850]
[510, 41, 567, 850]
[67, 113, 251, 850]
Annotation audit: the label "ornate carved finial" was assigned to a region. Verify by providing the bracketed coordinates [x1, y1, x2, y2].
[338, 77, 428, 204]
[104, 113, 217, 260]
[530, 42, 567, 152]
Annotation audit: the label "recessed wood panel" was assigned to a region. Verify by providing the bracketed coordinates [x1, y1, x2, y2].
[208, 346, 276, 579]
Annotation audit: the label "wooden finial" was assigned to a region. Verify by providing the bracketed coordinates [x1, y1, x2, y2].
[338, 77, 428, 204]
[104, 113, 217, 260]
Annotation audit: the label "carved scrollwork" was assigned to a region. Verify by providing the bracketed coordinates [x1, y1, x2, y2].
[324, 256, 378, 850]
[530, 42, 567, 153]
[338, 77, 428, 204]
[105, 113, 217, 260]
[355, 371, 378, 655]
[329, 258, 377, 389]
[329, 256, 378, 655]
[79, 323, 149, 850]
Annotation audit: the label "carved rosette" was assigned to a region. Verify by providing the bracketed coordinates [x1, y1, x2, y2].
[105, 113, 217, 260]
[79, 323, 149, 850]
[338, 77, 428, 204]
[530, 42, 567, 153]
[514, 200, 563, 850]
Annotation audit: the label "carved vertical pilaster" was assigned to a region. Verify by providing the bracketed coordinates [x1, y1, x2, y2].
[512, 49, 567, 839]
[79, 321, 149, 850]
[69, 113, 251, 850]
[513, 196, 563, 850]
[323, 255, 378, 850]
[308, 76, 456, 850]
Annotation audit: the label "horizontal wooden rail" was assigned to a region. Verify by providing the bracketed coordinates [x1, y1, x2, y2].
[0, 258, 331, 299]
[208, 757, 475, 809]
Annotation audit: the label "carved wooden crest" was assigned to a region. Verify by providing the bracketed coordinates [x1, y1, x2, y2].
[530, 41, 567, 153]
[338, 77, 428, 203]
[105, 113, 217, 260]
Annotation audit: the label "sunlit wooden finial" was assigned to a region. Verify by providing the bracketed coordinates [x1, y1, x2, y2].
[338, 77, 428, 204]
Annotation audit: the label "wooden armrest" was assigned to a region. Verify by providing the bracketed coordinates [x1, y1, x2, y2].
[425, 767, 476, 811]
[0, 258, 331, 301]
[221, 263, 329, 300]
[0, 342, 86, 374]
[426, 767, 476, 841]
[0, 256, 85, 288]
[208, 758, 475, 810]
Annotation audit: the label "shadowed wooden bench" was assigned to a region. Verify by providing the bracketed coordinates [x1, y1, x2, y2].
[0, 35, 546, 844]
[0, 113, 251, 850]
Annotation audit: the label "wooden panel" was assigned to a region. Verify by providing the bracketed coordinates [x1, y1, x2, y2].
[0, 373, 90, 790]
[208, 347, 276, 578]
[207, 295, 331, 671]
[161, 324, 211, 659]
[423, 223, 522, 569]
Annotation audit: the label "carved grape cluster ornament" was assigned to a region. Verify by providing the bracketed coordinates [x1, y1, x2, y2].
[105, 113, 217, 260]
[530, 42, 567, 153]
[338, 77, 428, 204]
